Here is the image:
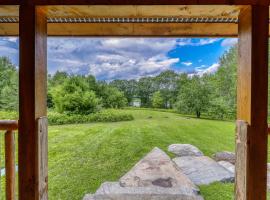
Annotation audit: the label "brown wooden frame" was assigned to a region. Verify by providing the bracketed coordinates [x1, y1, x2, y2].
[0, 1, 268, 200]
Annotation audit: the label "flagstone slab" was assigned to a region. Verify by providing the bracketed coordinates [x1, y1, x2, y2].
[213, 151, 235, 164]
[120, 147, 198, 192]
[168, 144, 203, 157]
[83, 182, 204, 200]
[173, 156, 234, 185]
[218, 161, 235, 174]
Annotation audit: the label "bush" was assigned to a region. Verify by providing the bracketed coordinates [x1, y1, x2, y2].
[48, 109, 134, 125]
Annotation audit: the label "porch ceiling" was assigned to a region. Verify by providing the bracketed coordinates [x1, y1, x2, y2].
[0, 5, 268, 36]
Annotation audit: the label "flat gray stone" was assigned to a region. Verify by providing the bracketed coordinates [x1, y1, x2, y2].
[120, 147, 198, 192]
[83, 194, 95, 200]
[85, 182, 204, 200]
[213, 151, 235, 164]
[218, 161, 235, 175]
[267, 164, 270, 191]
[173, 156, 234, 185]
[168, 144, 203, 157]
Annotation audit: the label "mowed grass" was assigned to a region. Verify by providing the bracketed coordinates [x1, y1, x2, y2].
[48, 109, 237, 200]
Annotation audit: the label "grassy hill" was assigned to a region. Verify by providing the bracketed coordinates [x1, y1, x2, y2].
[48, 109, 236, 199]
[2, 108, 269, 199]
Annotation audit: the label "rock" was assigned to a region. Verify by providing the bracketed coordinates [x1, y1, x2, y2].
[83, 182, 204, 200]
[83, 194, 95, 200]
[173, 156, 234, 185]
[218, 161, 235, 174]
[120, 147, 198, 192]
[168, 144, 203, 157]
[213, 151, 235, 164]
[267, 164, 270, 191]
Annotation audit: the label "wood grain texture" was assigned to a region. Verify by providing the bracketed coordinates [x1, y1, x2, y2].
[236, 5, 269, 200]
[0, 22, 240, 37]
[0, 0, 268, 5]
[235, 120, 249, 200]
[0, 120, 18, 130]
[19, 5, 47, 200]
[36, 117, 48, 200]
[5, 130, 16, 200]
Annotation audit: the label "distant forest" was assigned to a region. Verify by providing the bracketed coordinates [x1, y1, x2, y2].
[0, 46, 247, 119]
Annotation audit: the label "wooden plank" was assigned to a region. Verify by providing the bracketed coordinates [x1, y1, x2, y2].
[0, 0, 268, 5]
[36, 117, 48, 200]
[235, 120, 249, 200]
[5, 130, 15, 200]
[236, 5, 269, 200]
[48, 23, 239, 37]
[0, 120, 18, 130]
[19, 5, 47, 200]
[0, 22, 240, 37]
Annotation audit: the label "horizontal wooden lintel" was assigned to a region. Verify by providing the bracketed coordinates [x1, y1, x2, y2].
[0, 22, 240, 37]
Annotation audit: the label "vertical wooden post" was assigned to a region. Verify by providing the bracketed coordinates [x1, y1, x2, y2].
[5, 130, 15, 200]
[19, 5, 48, 200]
[236, 5, 269, 200]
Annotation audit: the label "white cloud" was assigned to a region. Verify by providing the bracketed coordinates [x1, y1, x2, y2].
[221, 38, 238, 47]
[195, 63, 220, 76]
[47, 38, 180, 80]
[182, 61, 192, 66]
[177, 38, 221, 46]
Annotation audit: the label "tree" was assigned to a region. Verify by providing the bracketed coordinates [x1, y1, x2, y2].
[97, 83, 128, 108]
[175, 75, 211, 118]
[0, 57, 18, 110]
[51, 75, 100, 114]
[152, 91, 164, 108]
[155, 70, 178, 108]
[137, 77, 155, 107]
[110, 79, 138, 104]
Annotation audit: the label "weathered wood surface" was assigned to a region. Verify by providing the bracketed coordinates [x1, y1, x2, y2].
[5, 130, 16, 200]
[0, 0, 269, 5]
[236, 5, 269, 200]
[37, 117, 48, 200]
[19, 5, 47, 200]
[0, 120, 18, 130]
[0, 22, 240, 37]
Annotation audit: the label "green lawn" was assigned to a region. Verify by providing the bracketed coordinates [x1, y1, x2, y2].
[1, 108, 269, 199]
[48, 109, 237, 199]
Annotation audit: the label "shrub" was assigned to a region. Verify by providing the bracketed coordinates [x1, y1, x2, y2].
[48, 109, 134, 125]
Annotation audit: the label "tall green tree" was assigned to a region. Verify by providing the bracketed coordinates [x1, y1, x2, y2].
[175, 75, 211, 118]
[0, 57, 18, 110]
[152, 91, 164, 108]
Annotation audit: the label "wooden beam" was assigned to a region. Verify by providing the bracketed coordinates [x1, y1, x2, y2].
[0, 22, 240, 37]
[0, 0, 268, 5]
[48, 23, 239, 37]
[19, 5, 47, 200]
[236, 5, 269, 200]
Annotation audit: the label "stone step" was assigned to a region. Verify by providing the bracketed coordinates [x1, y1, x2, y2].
[173, 156, 234, 185]
[83, 182, 204, 200]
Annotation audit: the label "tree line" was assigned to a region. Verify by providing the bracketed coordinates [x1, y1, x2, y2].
[0, 46, 239, 119]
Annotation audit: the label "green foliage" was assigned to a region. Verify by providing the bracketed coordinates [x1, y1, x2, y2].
[48, 109, 134, 125]
[0, 57, 18, 110]
[175, 75, 211, 118]
[152, 91, 164, 108]
[96, 83, 128, 108]
[50, 76, 101, 114]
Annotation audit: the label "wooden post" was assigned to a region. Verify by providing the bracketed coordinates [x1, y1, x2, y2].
[236, 5, 269, 200]
[19, 5, 48, 200]
[5, 130, 15, 200]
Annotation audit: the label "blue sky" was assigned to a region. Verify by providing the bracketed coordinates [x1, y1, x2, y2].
[0, 37, 237, 80]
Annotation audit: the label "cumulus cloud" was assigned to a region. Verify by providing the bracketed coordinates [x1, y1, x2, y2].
[194, 63, 220, 76]
[182, 61, 192, 66]
[177, 38, 221, 46]
[47, 37, 180, 80]
[221, 38, 238, 47]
